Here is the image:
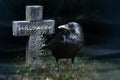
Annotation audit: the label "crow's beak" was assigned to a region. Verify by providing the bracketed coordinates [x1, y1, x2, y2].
[58, 24, 70, 30]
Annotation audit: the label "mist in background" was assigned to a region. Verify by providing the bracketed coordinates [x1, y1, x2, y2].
[0, 0, 120, 62]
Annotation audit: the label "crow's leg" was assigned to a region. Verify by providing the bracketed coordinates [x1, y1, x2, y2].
[71, 58, 75, 77]
[55, 58, 60, 71]
[71, 58, 74, 64]
[55, 58, 62, 77]
[56, 58, 59, 62]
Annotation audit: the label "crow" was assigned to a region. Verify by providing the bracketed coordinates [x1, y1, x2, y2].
[43, 22, 84, 63]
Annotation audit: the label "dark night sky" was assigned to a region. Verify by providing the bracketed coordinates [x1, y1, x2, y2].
[0, 0, 120, 60]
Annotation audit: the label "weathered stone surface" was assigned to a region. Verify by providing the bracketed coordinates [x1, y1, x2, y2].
[26, 6, 43, 21]
[12, 20, 55, 36]
[12, 5, 55, 66]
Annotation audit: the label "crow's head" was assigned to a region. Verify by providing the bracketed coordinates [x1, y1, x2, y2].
[58, 22, 84, 43]
[58, 22, 82, 35]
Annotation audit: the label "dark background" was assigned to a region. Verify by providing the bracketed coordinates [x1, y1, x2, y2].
[0, 0, 120, 63]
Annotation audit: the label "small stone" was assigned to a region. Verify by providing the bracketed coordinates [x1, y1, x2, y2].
[22, 77, 32, 80]
[46, 77, 53, 80]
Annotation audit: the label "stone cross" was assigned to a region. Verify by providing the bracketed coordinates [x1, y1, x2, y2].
[12, 5, 55, 66]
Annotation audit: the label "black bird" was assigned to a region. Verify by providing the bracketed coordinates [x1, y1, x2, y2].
[43, 22, 84, 63]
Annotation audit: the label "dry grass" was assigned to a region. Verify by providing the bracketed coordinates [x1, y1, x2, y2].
[15, 55, 120, 80]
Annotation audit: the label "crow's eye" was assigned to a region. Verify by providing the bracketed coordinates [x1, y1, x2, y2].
[68, 23, 73, 27]
[69, 23, 76, 29]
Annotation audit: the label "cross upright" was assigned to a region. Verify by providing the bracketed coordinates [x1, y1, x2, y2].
[12, 5, 55, 65]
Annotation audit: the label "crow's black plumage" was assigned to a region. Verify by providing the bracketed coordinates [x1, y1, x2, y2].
[44, 22, 84, 63]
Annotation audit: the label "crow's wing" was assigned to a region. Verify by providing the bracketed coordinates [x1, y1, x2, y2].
[43, 32, 65, 50]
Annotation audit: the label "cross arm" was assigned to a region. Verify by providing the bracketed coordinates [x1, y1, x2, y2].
[13, 21, 34, 36]
[34, 20, 55, 35]
[12, 20, 55, 36]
